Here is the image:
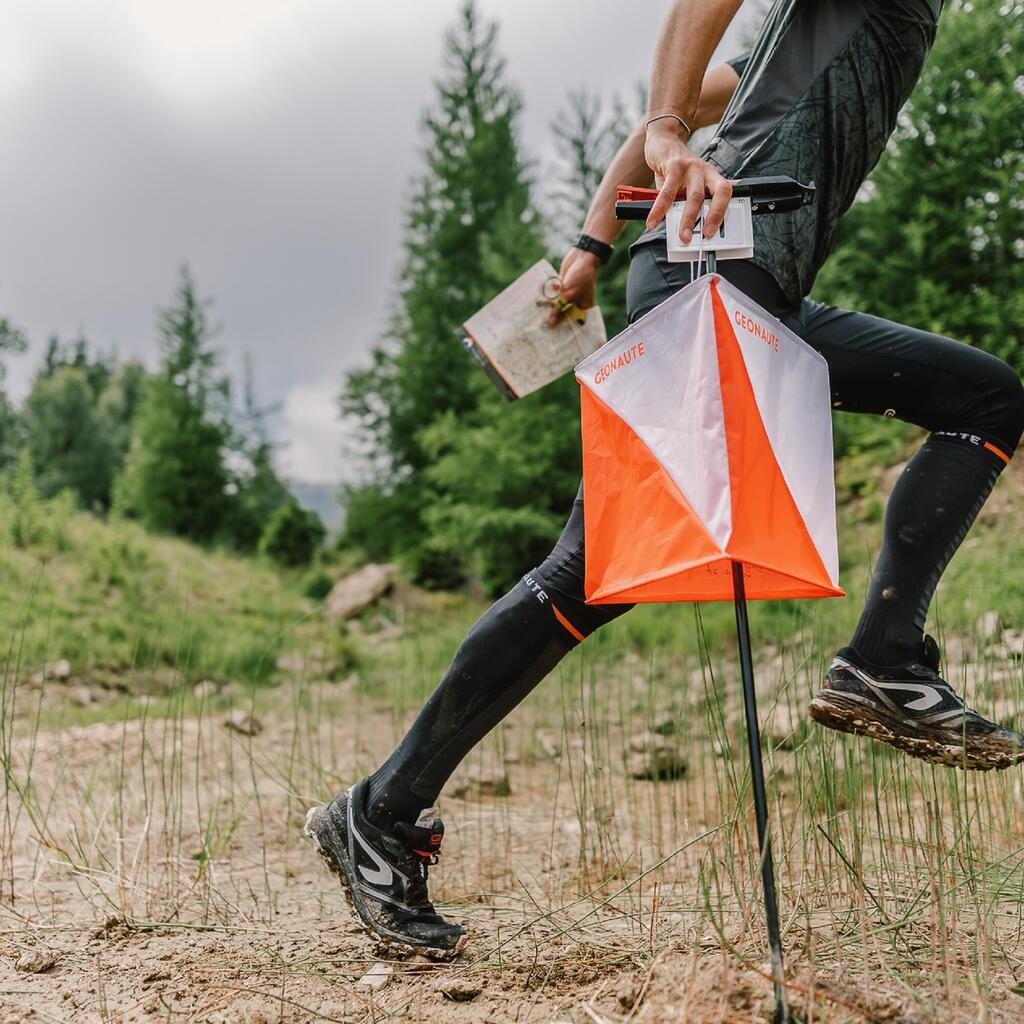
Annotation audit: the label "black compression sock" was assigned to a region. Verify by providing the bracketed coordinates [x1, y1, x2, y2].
[363, 765, 434, 835]
[361, 569, 603, 834]
[850, 432, 1010, 666]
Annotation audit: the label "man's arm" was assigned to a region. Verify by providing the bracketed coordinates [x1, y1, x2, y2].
[645, 0, 743, 241]
[550, 62, 740, 324]
[578, 61, 743, 250]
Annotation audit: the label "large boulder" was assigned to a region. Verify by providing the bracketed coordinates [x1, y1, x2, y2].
[324, 563, 396, 620]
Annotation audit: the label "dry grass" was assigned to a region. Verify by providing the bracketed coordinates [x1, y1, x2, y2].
[1, 459, 1022, 1022]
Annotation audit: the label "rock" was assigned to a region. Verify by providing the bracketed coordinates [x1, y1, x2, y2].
[355, 962, 394, 991]
[989, 699, 1021, 728]
[535, 730, 561, 759]
[224, 709, 263, 736]
[763, 700, 803, 748]
[325, 564, 396, 620]
[627, 732, 687, 780]
[193, 680, 219, 701]
[978, 611, 1002, 639]
[650, 712, 678, 736]
[30, 659, 73, 685]
[15, 948, 60, 973]
[453, 767, 511, 798]
[1003, 629, 1024, 656]
[617, 981, 641, 1010]
[275, 653, 306, 674]
[67, 685, 94, 708]
[433, 975, 482, 1001]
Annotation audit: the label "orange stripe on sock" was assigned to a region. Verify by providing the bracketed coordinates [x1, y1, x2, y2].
[984, 441, 1011, 465]
[552, 604, 585, 643]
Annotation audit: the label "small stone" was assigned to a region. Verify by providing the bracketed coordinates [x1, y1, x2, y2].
[1003, 629, 1024, 656]
[15, 949, 60, 973]
[763, 701, 803, 748]
[67, 685, 94, 708]
[650, 713, 678, 736]
[978, 611, 1002, 639]
[433, 975, 482, 1001]
[454, 767, 511, 797]
[30, 659, 73, 685]
[617, 981, 641, 1009]
[249, 1013, 270, 1024]
[193, 680, 219, 701]
[627, 732, 687, 780]
[355, 962, 394, 991]
[275, 653, 306, 674]
[224, 709, 262, 736]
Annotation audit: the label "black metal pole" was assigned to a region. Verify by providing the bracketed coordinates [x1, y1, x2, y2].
[731, 560, 789, 1024]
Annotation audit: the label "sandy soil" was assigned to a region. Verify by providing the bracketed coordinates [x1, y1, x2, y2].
[2, 659, 1024, 1023]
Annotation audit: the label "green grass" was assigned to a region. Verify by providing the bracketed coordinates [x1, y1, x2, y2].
[0, 437, 1021, 1020]
[0, 489, 343, 700]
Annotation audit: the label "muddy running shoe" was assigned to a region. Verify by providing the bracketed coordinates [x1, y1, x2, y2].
[304, 779, 465, 957]
[810, 635, 1024, 771]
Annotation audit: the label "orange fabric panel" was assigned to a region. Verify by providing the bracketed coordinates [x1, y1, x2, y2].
[710, 281, 842, 598]
[605, 559, 841, 603]
[580, 385, 724, 603]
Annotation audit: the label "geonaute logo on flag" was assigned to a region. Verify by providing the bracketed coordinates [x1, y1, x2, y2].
[593, 341, 646, 384]
[733, 310, 779, 352]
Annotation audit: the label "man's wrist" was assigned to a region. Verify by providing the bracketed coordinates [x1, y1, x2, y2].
[645, 108, 695, 140]
[573, 233, 614, 265]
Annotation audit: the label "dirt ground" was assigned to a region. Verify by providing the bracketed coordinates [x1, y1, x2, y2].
[3, 666, 1024, 1024]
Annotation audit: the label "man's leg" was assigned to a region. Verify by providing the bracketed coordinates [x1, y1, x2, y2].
[305, 488, 632, 953]
[790, 301, 1024, 767]
[363, 487, 632, 831]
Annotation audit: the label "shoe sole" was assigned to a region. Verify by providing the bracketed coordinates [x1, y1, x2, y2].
[303, 804, 467, 960]
[809, 691, 1024, 771]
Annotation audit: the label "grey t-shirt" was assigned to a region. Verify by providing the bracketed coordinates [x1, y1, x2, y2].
[637, 0, 943, 305]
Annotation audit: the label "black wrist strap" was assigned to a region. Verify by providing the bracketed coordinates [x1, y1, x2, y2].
[574, 233, 614, 265]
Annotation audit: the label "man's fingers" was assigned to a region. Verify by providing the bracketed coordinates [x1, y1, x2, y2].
[702, 173, 733, 238]
[678, 165, 707, 244]
[647, 167, 683, 230]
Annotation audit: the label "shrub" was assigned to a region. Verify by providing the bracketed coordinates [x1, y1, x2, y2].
[259, 500, 325, 567]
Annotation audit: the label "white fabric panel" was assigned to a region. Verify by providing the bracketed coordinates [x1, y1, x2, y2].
[714, 278, 840, 584]
[576, 277, 732, 549]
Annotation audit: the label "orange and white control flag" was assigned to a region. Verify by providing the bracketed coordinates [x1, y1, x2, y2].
[575, 274, 843, 604]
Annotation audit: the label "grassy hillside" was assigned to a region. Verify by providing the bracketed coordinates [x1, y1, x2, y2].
[1, 424, 1020, 733]
[0, 489, 349, 723]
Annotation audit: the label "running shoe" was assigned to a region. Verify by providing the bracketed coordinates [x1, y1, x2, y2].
[809, 635, 1024, 771]
[304, 779, 465, 956]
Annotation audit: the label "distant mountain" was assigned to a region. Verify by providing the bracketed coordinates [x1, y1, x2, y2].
[288, 480, 345, 533]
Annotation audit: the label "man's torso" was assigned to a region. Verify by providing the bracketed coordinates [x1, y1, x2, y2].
[635, 0, 943, 305]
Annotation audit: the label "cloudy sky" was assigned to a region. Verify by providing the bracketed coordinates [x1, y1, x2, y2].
[0, 1, 758, 484]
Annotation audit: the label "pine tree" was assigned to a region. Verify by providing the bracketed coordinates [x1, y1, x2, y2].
[117, 268, 232, 542]
[23, 366, 116, 509]
[0, 314, 27, 468]
[814, 0, 1024, 371]
[341, 1, 546, 581]
[226, 356, 290, 551]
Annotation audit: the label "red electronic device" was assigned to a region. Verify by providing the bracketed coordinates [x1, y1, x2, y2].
[614, 175, 815, 221]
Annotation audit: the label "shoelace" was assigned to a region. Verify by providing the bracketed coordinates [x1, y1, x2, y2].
[405, 852, 438, 910]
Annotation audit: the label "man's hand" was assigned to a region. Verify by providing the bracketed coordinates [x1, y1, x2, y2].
[547, 247, 600, 327]
[644, 121, 733, 242]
